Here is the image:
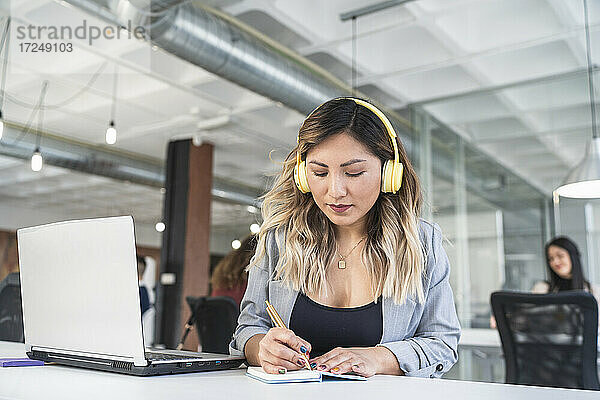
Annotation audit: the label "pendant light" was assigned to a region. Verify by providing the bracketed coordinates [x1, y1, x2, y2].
[31, 81, 48, 172]
[106, 120, 116, 145]
[556, 0, 600, 198]
[31, 149, 42, 172]
[106, 65, 118, 145]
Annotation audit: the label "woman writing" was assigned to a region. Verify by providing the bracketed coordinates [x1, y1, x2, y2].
[230, 98, 460, 378]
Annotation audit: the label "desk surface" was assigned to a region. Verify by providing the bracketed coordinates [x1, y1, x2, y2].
[459, 328, 501, 348]
[0, 341, 597, 400]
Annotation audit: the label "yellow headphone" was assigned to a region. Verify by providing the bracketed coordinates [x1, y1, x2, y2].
[294, 97, 403, 194]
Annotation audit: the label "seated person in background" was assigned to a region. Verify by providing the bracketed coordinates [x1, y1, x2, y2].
[230, 97, 460, 378]
[534, 236, 600, 303]
[210, 235, 256, 306]
[491, 236, 600, 328]
[0, 271, 24, 342]
[137, 255, 150, 316]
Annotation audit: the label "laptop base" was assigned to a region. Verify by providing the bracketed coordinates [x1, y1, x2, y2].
[28, 350, 245, 376]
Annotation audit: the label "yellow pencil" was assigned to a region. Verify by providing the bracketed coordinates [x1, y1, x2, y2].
[265, 300, 312, 370]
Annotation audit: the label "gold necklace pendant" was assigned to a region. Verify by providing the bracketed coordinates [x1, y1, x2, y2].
[335, 236, 365, 270]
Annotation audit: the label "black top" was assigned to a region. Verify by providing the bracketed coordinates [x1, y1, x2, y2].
[289, 292, 383, 357]
[139, 286, 150, 315]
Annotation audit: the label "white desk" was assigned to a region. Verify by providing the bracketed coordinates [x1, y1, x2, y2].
[0, 341, 597, 400]
[459, 328, 501, 349]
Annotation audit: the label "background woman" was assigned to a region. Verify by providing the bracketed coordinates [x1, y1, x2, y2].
[490, 236, 600, 329]
[534, 236, 600, 302]
[230, 97, 460, 378]
[211, 235, 257, 306]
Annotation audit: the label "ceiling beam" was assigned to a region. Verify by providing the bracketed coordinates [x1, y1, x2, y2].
[339, 0, 417, 21]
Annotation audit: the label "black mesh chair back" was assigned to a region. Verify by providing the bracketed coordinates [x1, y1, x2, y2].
[186, 296, 239, 354]
[491, 291, 599, 390]
[0, 272, 24, 342]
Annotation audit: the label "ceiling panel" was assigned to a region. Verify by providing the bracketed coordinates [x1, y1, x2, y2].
[337, 25, 452, 74]
[424, 94, 513, 125]
[383, 65, 480, 102]
[193, 79, 268, 109]
[473, 40, 579, 85]
[466, 117, 531, 140]
[272, 0, 415, 43]
[501, 75, 589, 111]
[436, 0, 565, 53]
[528, 103, 595, 132]
[305, 51, 360, 83]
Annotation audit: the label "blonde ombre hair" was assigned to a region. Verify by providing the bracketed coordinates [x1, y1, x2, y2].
[251, 98, 425, 304]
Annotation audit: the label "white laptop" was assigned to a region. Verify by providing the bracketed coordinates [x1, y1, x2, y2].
[17, 216, 244, 376]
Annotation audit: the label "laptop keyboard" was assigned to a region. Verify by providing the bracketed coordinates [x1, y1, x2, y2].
[145, 352, 203, 361]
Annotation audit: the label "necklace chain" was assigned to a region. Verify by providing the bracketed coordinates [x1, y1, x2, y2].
[336, 236, 366, 269]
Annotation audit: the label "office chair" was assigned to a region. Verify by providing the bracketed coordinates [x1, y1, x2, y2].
[0, 272, 24, 342]
[491, 291, 599, 390]
[181, 296, 239, 354]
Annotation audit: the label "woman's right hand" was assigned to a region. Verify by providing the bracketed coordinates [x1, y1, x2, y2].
[258, 327, 312, 374]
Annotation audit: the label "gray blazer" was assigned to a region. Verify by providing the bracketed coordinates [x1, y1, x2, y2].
[230, 220, 460, 378]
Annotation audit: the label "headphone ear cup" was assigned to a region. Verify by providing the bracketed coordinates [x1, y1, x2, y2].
[381, 160, 392, 193]
[381, 161, 403, 193]
[294, 160, 311, 193]
[393, 162, 403, 193]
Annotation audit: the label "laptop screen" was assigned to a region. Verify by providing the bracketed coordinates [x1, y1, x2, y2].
[17, 216, 146, 365]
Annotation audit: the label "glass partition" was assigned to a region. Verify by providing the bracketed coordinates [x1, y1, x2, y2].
[409, 104, 549, 382]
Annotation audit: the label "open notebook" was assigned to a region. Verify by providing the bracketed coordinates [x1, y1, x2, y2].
[246, 366, 367, 383]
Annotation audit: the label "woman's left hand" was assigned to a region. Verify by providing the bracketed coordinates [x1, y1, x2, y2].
[309, 347, 388, 377]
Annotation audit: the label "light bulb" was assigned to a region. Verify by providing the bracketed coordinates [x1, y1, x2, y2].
[555, 180, 600, 198]
[31, 150, 43, 172]
[155, 222, 165, 232]
[250, 223, 260, 234]
[106, 121, 117, 145]
[231, 239, 241, 249]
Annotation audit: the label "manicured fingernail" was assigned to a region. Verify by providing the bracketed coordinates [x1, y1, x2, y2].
[331, 367, 340, 373]
[310, 362, 317, 369]
[278, 368, 286, 374]
[297, 360, 305, 366]
[300, 345, 307, 354]
[318, 365, 326, 370]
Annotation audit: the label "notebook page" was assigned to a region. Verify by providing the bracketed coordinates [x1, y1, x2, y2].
[246, 366, 321, 383]
[246, 366, 367, 383]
